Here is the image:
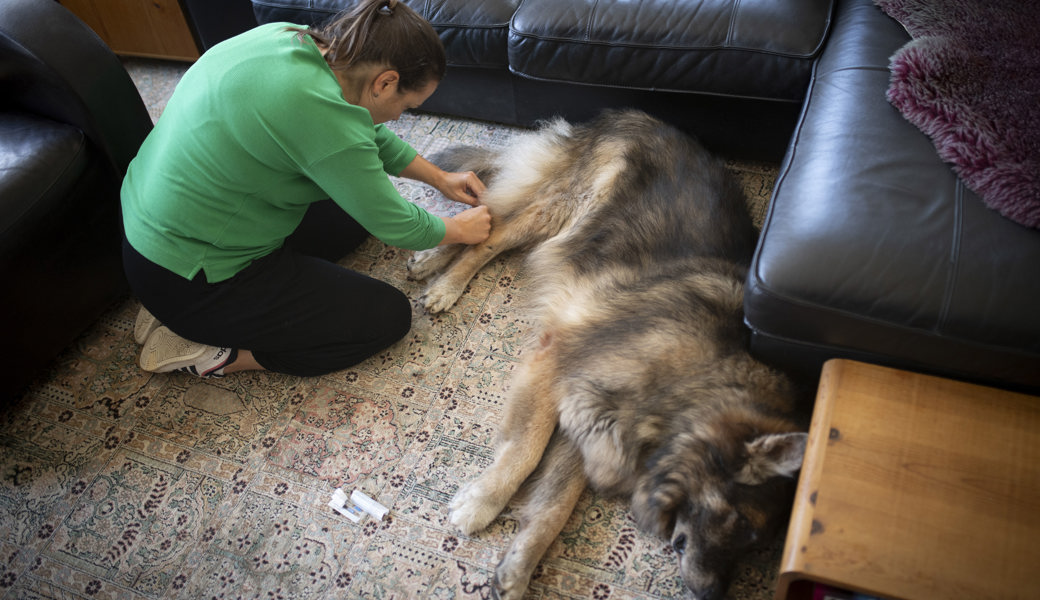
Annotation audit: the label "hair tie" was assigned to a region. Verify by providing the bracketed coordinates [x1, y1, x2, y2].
[378, 0, 395, 16]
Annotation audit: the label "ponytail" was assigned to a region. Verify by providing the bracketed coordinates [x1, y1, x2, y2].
[291, 0, 446, 92]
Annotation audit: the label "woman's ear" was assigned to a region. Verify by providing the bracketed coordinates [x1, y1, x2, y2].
[372, 69, 400, 97]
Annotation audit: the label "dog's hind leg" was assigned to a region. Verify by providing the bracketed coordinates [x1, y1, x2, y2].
[494, 430, 587, 600]
[449, 333, 562, 533]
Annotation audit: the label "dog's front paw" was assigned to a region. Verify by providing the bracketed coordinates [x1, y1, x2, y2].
[449, 480, 503, 535]
[420, 280, 466, 314]
[408, 246, 458, 281]
[406, 252, 433, 281]
[494, 560, 535, 600]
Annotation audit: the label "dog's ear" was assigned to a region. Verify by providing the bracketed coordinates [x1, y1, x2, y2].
[734, 432, 807, 485]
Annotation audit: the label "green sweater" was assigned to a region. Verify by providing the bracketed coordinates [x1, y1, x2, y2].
[121, 22, 446, 283]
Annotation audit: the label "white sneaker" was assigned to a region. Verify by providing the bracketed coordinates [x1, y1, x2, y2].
[139, 327, 236, 378]
[134, 306, 162, 345]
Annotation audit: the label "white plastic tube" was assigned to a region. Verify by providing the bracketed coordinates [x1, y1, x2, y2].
[350, 489, 389, 521]
[328, 488, 390, 522]
[328, 488, 364, 522]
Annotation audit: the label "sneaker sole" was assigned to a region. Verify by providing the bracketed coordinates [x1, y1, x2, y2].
[134, 307, 161, 345]
[140, 327, 210, 372]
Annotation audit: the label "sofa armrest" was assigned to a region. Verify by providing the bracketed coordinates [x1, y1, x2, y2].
[0, 0, 152, 177]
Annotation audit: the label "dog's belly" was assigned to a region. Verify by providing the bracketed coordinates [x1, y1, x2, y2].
[533, 271, 681, 494]
[559, 415, 629, 491]
[555, 380, 657, 495]
[578, 436, 632, 492]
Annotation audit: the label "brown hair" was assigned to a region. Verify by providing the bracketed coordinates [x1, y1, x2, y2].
[291, 0, 446, 92]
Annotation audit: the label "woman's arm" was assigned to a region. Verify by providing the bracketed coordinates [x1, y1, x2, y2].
[399, 154, 491, 246]
[398, 154, 485, 206]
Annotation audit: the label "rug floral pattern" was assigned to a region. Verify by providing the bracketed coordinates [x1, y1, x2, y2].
[0, 112, 781, 599]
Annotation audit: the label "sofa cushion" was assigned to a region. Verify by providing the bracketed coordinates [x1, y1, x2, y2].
[744, 0, 1040, 392]
[0, 113, 88, 252]
[509, 0, 834, 101]
[251, 0, 520, 68]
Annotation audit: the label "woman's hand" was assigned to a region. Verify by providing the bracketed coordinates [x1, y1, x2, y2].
[400, 154, 491, 244]
[440, 205, 491, 245]
[438, 170, 486, 206]
[400, 155, 486, 206]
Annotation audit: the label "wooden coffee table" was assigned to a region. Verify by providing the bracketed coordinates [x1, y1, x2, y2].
[775, 359, 1040, 600]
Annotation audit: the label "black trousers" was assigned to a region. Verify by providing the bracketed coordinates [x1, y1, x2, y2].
[122, 200, 412, 376]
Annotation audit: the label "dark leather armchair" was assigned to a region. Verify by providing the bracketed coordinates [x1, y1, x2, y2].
[0, 0, 153, 400]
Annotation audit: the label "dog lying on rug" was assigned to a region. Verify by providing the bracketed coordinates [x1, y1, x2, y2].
[408, 110, 807, 600]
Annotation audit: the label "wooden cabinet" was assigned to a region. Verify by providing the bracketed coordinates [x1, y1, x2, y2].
[59, 0, 200, 61]
[776, 360, 1040, 600]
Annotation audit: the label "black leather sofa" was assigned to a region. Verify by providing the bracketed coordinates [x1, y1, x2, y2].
[744, 0, 1040, 394]
[0, 0, 153, 400]
[252, 0, 833, 162]
[251, 0, 1039, 394]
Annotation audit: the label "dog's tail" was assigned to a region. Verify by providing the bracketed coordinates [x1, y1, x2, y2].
[429, 145, 501, 183]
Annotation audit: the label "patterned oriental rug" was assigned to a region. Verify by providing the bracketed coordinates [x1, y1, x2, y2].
[0, 60, 780, 600]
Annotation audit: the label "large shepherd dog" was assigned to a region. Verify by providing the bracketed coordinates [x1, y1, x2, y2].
[408, 110, 807, 600]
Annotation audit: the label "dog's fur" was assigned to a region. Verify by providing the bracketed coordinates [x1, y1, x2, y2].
[407, 110, 807, 600]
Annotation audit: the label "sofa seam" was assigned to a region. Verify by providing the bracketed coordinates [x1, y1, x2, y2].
[505, 66, 804, 103]
[749, 46, 823, 280]
[726, 0, 741, 47]
[747, 325, 1040, 370]
[745, 270, 1040, 364]
[935, 180, 965, 333]
[585, 0, 598, 42]
[251, 0, 514, 29]
[507, 32, 824, 59]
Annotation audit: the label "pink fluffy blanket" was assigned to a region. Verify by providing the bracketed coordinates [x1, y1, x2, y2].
[874, 0, 1040, 228]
